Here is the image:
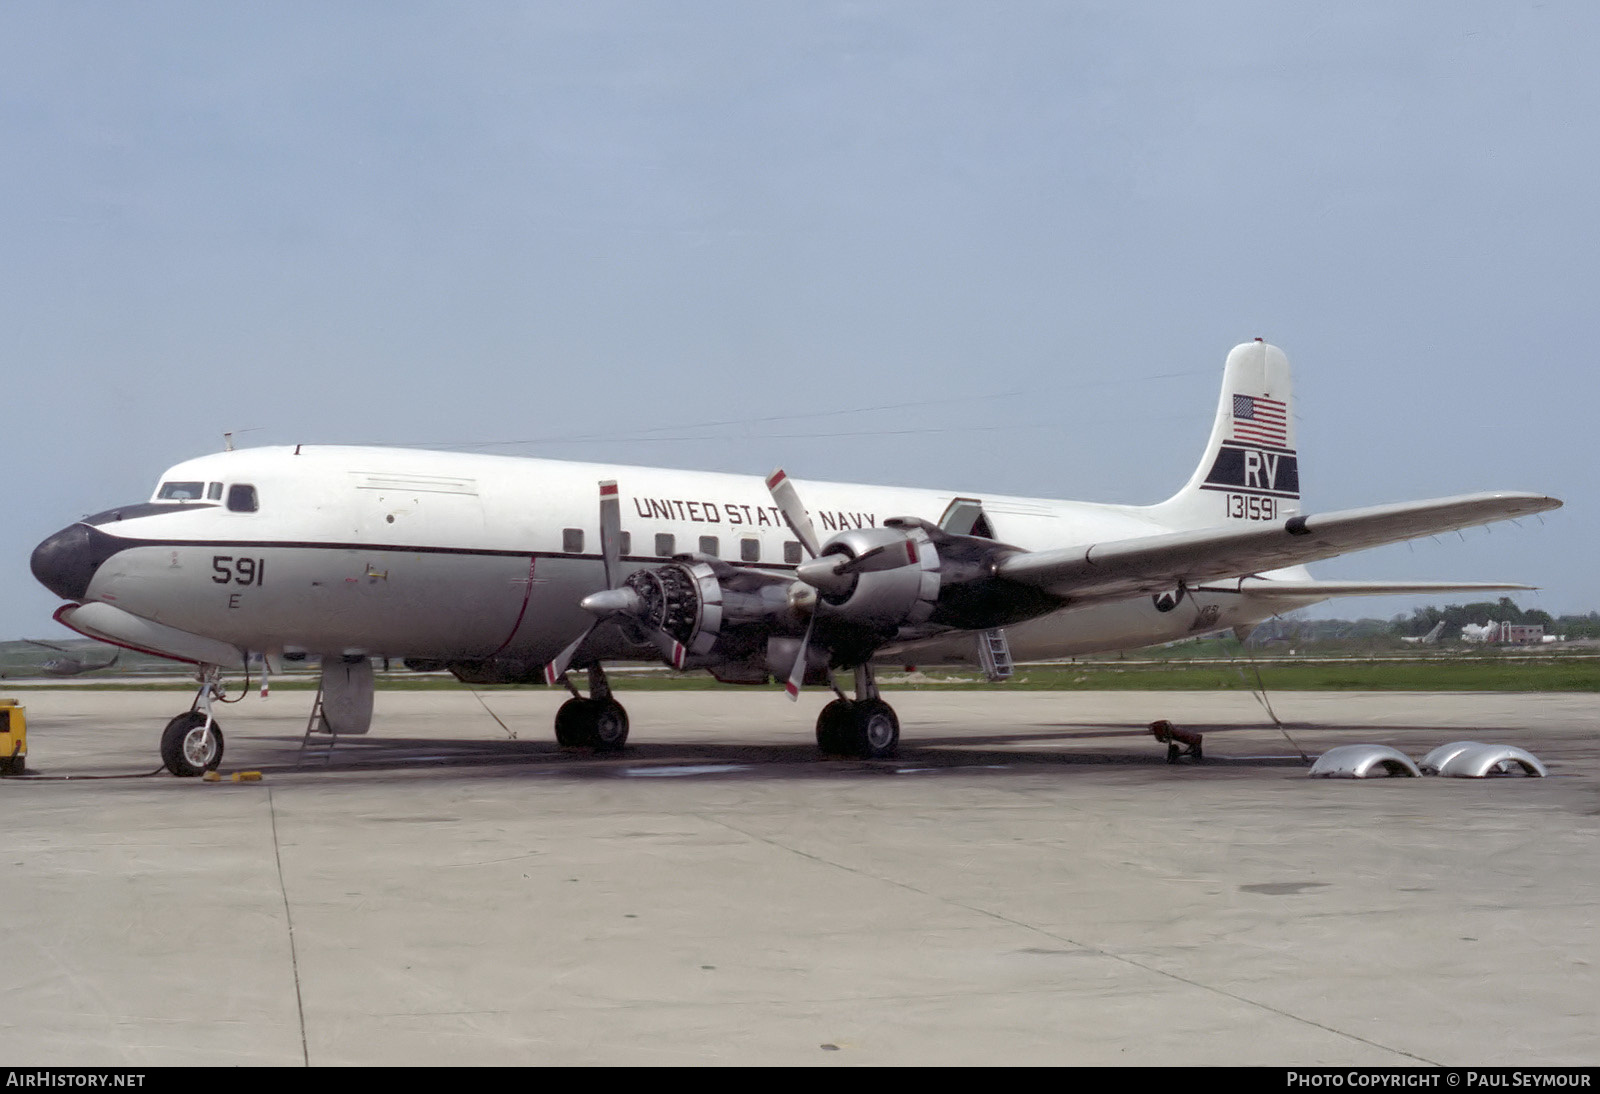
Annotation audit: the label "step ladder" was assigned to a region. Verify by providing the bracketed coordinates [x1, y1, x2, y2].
[294, 683, 340, 766]
[977, 628, 1014, 682]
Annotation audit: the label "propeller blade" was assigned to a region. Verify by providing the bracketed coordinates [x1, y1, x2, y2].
[835, 537, 920, 574]
[598, 480, 622, 589]
[648, 630, 688, 670]
[793, 536, 920, 593]
[553, 477, 710, 679]
[765, 468, 821, 558]
[784, 609, 819, 701]
[543, 620, 599, 685]
[545, 478, 635, 684]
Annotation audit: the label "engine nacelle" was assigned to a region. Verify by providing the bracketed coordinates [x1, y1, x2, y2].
[623, 560, 725, 657]
[810, 527, 941, 630]
[320, 655, 374, 735]
[623, 530, 940, 672]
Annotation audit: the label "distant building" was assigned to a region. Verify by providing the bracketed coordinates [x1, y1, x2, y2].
[1460, 622, 1558, 645]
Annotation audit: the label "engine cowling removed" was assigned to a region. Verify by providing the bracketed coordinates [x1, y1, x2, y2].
[620, 561, 724, 658]
[615, 528, 941, 675]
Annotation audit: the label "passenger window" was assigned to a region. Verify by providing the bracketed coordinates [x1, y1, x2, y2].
[207, 482, 223, 501]
[698, 535, 719, 557]
[226, 484, 259, 513]
[563, 528, 584, 554]
[654, 533, 675, 557]
[784, 541, 802, 564]
[740, 538, 760, 563]
[158, 481, 204, 501]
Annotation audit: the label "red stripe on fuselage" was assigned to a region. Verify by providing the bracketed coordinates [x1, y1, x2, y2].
[487, 556, 538, 658]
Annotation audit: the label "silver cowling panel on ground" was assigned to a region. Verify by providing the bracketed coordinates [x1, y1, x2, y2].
[1422, 742, 1547, 778]
[1419, 741, 1487, 773]
[1308, 745, 1422, 778]
[1313, 742, 1548, 778]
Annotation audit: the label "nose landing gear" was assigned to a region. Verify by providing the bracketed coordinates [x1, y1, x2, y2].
[161, 670, 226, 776]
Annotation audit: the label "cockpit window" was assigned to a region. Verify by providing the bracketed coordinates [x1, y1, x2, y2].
[226, 484, 259, 513]
[207, 482, 223, 501]
[157, 481, 205, 501]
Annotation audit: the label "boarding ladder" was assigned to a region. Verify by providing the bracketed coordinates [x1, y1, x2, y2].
[294, 682, 340, 766]
[977, 628, 1014, 682]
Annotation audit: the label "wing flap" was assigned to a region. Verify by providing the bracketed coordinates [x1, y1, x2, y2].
[995, 492, 1560, 600]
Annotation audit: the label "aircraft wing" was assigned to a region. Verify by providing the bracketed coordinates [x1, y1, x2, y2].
[994, 492, 1560, 601]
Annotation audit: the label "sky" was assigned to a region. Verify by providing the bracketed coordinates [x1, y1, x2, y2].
[2, 1, 1594, 639]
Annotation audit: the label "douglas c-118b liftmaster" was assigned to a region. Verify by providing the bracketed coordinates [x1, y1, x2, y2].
[30, 341, 1560, 776]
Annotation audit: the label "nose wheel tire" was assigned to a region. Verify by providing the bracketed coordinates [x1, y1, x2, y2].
[815, 698, 899, 759]
[160, 711, 225, 777]
[554, 697, 630, 751]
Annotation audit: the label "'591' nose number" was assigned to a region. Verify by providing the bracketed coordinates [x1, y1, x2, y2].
[212, 556, 265, 586]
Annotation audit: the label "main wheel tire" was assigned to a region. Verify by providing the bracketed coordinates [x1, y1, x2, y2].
[840, 698, 899, 759]
[554, 698, 630, 751]
[554, 698, 591, 748]
[816, 699, 853, 755]
[160, 711, 224, 777]
[591, 699, 629, 751]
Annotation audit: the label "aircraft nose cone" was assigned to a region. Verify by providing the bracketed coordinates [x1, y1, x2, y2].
[31, 524, 101, 601]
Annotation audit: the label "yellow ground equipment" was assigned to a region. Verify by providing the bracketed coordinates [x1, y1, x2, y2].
[0, 699, 26, 775]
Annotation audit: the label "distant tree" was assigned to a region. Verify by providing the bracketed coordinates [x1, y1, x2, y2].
[1260, 601, 1600, 646]
[1556, 613, 1600, 639]
[1496, 596, 1525, 624]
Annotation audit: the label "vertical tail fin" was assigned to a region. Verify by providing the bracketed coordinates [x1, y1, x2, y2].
[1150, 339, 1300, 529]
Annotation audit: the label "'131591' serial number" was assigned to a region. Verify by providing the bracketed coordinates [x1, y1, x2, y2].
[1226, 494, 1278, 521]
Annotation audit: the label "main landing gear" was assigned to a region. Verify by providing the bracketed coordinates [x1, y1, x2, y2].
[160, 670, 226, 777]
[553, 664, 630, 751]
[815, 665, 900, 760]
[546, 663, 899, 758]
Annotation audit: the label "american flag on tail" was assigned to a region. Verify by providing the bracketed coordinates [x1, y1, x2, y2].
[1231, 394, 1287, 447]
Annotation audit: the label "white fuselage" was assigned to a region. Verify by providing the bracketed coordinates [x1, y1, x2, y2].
[65, 445, 1312, 670]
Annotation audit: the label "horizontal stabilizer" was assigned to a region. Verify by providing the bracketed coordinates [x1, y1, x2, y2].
[1221, 578, 1537, 597]
[996, 492, 1561, 601]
